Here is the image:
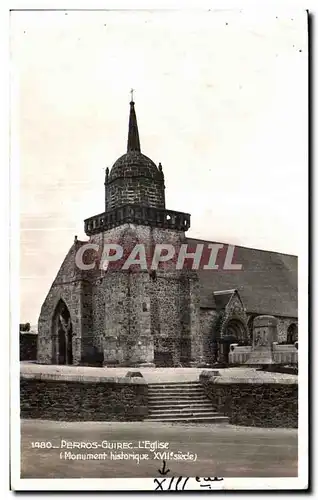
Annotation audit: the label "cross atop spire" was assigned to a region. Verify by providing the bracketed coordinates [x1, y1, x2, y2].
[127, 95, 141, 152]
[130, 88, 134, 102]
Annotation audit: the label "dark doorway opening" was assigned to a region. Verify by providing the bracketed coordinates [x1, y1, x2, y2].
[154, 351, 173, 367]
[53, 300, 73, 365]
[180, 338, 191, 365]
[221, 319, 248, 364]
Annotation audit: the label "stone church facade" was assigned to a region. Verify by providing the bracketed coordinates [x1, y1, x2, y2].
[37, 101, 298, 367]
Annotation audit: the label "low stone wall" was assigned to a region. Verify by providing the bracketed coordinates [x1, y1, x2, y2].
[21, 373, 148, 422]
[229, 343, 298, 365]
[200, 372, 298, 428]
[272, 343, 298, 364]
[228, 345, 251, 364]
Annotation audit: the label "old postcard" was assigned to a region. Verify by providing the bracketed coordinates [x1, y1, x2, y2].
[10, 6, 308, 491]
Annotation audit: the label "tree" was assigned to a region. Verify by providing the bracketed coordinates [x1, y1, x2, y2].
[20, 322, 30, 332]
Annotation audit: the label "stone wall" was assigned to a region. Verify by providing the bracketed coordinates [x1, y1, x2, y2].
[38, 280, 84, 365]
[80, 280, 94, 362]
[106, 176, 165, 212]
[199, 309, 219, 363]
[20, 374, 148, 422]
[201, 378, 298, 428]
[88, 223, 199, 366]
[37, 240, 94, 365]
[102, 272, 131, 364]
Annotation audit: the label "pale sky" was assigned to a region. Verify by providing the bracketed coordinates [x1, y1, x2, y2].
[11, 9, 308, 324]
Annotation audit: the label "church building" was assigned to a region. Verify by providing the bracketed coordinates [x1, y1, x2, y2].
[37, 100, 298, 367]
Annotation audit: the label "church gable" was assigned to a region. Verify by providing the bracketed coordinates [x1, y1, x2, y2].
[211, 290, 249, 343]
[213, 289, 236, 310]
[226, 290, 246, 316]
[51, 239, 86, 286]
[224, 290, 248, 331]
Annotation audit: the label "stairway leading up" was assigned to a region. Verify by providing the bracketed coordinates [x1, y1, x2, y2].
[144, 381, 229, 423]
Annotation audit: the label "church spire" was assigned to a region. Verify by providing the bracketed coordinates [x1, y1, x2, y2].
[127, 92, 141, 153]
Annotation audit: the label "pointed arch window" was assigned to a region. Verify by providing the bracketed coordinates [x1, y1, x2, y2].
[287, 323, 298, 344]
[52, 299, 73, 365]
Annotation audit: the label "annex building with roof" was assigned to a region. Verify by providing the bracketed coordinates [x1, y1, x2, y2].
[37, 101, 298, 367]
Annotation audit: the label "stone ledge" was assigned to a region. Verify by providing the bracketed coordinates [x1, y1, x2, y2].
[20, 373, 146, 384]
[199, 369, 298, 385]
[200, 370, 220, 378]
[204, 377, 297, 385]
[84, 204, 191, 235]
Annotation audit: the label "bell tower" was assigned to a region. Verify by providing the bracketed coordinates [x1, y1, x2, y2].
[103, 99, 166, 214]
[83, 99, 201, 367]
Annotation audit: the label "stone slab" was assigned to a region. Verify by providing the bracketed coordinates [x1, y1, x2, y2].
[20, 364, 146, 384]
[200, 367, 298, 385]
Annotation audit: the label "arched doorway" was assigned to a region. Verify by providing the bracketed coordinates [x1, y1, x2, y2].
[225, 319, 247, 343]
[52, 300, 73, 365]
[287, 323, 298, 344]
[218, 319, 249, 364]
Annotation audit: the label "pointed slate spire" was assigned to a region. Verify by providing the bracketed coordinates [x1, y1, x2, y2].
[127, 99, 141, 153]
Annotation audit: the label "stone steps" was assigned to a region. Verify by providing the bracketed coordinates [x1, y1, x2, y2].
[151, 399, 211, 410]
[146, 381, 228, 424]
[148, 390, 206, 397]
[149, 408, 219, 416]
[148, 382, 201, 388]
[148, 393, 206, 402]
[149, 384, 203, 388]
[148, 382, 204, 395]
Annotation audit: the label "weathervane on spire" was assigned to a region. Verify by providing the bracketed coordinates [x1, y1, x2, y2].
[130, 88, 135, 102]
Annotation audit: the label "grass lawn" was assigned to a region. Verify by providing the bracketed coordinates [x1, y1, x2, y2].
[21, 419, 298, 478]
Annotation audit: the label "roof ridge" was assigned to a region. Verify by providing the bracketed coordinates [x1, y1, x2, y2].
[186, 236, 297, 258]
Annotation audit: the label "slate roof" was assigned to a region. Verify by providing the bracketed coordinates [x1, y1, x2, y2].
[187, 237, 298, 318]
